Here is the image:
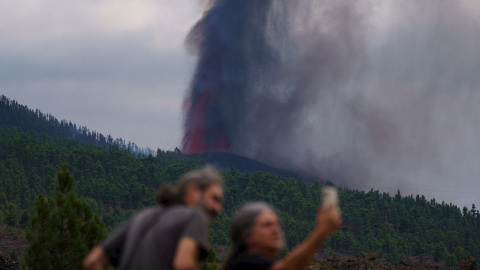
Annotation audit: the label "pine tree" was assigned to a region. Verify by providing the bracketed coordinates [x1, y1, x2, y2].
[200, 248, 220, 270]
[22, 163, 107, 270]
[5, 201, 19, 227]
[444, 253, 459, 268]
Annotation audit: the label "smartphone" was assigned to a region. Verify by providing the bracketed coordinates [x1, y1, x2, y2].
[322, 187, 338, 208]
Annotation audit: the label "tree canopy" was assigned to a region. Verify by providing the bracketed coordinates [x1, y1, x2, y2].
[22, 164, 106, 269]
[0, 96, 479, 265]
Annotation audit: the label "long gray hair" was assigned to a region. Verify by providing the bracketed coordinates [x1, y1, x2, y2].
[224, 202, 277, 269]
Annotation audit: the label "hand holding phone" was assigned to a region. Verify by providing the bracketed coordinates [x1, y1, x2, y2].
[321, 187, 338, 208]
[318, 187, 342, 233]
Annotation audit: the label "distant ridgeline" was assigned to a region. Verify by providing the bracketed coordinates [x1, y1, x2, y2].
[0, 95, 479, 265]
[0, 95, 155, 157]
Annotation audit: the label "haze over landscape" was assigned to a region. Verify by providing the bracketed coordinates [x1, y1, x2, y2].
[2, 0, 480, 209]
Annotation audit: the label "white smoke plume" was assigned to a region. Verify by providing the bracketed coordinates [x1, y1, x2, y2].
[186, 0, 480, 207]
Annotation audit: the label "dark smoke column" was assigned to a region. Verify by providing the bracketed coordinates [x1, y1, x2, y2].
[182, 0, 272, 154]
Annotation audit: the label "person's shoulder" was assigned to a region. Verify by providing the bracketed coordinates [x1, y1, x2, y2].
[166, 205, 192, 216]
[168, 205, 206, 218]
[166, 206, 210, 229]
[125, 206, 165, 227]
[168, 205, 189, 212]
[133, 206, 163, 219]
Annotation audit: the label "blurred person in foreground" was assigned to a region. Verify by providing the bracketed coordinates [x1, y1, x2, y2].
[224, 201, 342, 270]
[83, 165, 224, 270]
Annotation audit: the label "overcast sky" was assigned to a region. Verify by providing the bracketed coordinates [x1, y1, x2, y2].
[2, 0, 480, 208]
[1, 0, 203, 151]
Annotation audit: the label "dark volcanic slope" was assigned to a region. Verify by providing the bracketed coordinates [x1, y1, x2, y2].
[186, 152, 316, 182]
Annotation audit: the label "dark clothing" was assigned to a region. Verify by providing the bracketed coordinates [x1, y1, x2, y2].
[226, 251, 275, 270]
[102, 205, 209, 270]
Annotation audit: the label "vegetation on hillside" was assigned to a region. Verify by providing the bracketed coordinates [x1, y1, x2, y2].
[0, 96, 479, 266]
[22, 164, 106, 269]
[0, 95, 155, 157]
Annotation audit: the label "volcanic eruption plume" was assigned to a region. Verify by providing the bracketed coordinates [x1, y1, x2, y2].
[182, 0, 480, 207]
[182, 0, 274, 154]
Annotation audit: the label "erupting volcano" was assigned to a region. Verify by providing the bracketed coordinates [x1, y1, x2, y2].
[182, 0, 272, 154]
[181, 0, 480, 207]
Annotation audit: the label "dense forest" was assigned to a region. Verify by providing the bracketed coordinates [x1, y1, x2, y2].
[0, 96, 479, 266]
[0, 95, 155, 157]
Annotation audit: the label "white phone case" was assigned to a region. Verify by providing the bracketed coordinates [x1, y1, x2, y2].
[322, 187, 338, 208]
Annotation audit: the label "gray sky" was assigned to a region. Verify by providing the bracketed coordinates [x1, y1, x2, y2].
[1, 0, 479, 208]
[1, 0, 202, 151]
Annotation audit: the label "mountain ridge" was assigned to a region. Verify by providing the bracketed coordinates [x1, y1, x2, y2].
[0, 94, 155, 157]
[186, 151, 319, 183]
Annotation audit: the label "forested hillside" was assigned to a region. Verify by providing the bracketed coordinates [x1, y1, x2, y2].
[0, 125, 194, 228]
[0, 95, 155, 157]
[0, 97, 479, 265]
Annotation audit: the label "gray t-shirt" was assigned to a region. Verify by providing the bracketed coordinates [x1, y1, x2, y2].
[102, 205, 210, 270]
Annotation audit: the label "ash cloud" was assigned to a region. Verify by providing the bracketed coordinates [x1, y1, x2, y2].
[184, 0, 480, 207]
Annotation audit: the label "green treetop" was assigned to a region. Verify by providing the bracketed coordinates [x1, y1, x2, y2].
[22, 163, 107, 270]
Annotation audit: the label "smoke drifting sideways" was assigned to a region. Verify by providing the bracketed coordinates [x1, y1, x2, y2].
[182, 0, 480, 207]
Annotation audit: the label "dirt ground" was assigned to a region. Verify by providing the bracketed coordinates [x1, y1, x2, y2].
[0, 253, 19, 270]
[310, 252, 478, 270]
[0, 232, 478, 270]
[0, 250, 478, 270]
[0, 224, 27, 262]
